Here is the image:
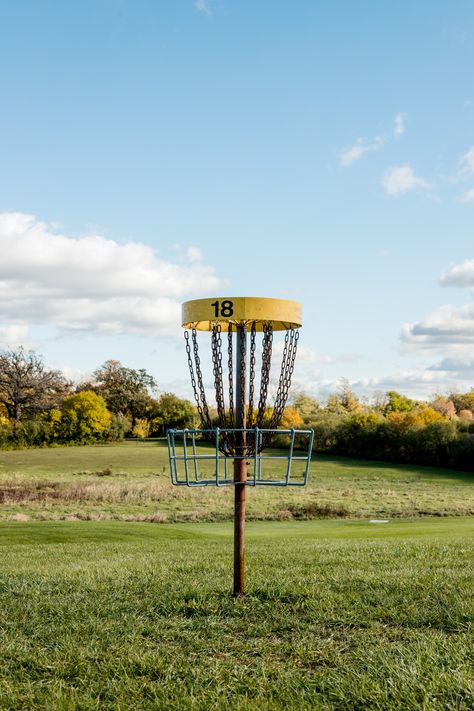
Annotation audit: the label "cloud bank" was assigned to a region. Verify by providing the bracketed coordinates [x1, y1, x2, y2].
[0, 212, 224, 341]
[402, 259, 474, 351]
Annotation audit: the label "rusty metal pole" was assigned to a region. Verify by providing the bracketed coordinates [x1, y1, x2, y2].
[233, 324, 247, 596]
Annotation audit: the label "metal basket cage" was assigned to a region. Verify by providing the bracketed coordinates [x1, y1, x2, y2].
[167, 427, 314, 487]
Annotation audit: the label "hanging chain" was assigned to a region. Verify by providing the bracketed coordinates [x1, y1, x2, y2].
[211, 323, 234, 455]
[237, 324, 247, 429]
[246, 323, 257, 430]
[226, 325, 235, 453]
[227, 324, 234, 429]
[211, 324, 226, 428]
[184, 329, 211, 429]
[256, 322, 273, 429]
[192, 328, 212, 428]
[270, 328, 299, 429]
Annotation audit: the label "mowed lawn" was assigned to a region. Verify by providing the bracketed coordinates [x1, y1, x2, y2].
[0, 444, 473, 709]
[0, 440, 473, 522]
[0, 518, 473, 710]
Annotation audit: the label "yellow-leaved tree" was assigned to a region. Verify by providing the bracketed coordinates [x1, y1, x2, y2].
[0, 403, 10, 428]
[132, 418, 150, 440]
[60, 391, 112, 443]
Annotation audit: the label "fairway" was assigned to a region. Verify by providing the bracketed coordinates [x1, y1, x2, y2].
[1, 441, 473, 522]
[0, 517, 473, 710]
[1, 445, 473, 709]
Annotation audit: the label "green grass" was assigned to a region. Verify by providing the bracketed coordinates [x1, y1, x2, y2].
[0, 444, 473, 708]
[0, 518, 472, 710]
[0, 440, 473, 522]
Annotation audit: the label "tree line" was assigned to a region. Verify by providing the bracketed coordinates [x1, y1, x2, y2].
[289, 380, 474, 472]
[0, 348, 195, 447]
[1, 349, 474, 471]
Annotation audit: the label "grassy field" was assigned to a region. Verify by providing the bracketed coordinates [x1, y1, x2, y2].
[0, 440, 473, 522]
[0, 517, 472, 710]
[0, 443, 472, 708]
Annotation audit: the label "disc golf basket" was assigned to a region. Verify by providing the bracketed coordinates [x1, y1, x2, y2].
[167, 297, 314, 595]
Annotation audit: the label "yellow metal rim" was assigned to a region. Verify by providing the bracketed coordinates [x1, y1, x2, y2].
[182, 297, 302, 331]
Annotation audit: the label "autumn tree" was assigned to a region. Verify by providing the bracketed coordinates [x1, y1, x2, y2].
[430, 395, 456, 419]
[384, 390, 415, 413]
[326, 378, 361, 414]
[279, 406, 304, 429]
[449, 390, 474, 414]
[150, 393, 196, 435]
[60, 391, 112, 442]
[0, 403, 10, 429]
[387, 407, 444, 429]
[87, 360, 157, 426]
[292, 393, 320, 424]
[0, 347, 70, 421]
[132, 418, 151, 440]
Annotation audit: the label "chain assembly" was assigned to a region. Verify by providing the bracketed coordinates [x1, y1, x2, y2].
[185, 321, 299, 456]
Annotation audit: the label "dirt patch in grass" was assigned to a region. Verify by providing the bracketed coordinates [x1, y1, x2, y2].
[285, 502, 350, 519]
[73, 468, 117, 477]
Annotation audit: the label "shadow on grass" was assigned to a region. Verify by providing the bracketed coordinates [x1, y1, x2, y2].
[314, 453, 474, 482]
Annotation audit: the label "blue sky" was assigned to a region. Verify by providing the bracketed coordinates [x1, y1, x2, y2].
[1, 0, 474, 401]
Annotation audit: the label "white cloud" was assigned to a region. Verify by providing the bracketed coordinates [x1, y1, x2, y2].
[402, 303, 474, 350]
[428, 357, 474, 374]
[382, 165, 431, 196]
[393, 113, 406, 138]
[349, 369, 453, 400]
[461, 188, 474, 202]
[273, 342, 359, 366]
[195, 0, 212, 15]
[51, 364, 91, 385]
[402, 260, 474, 352]
[339, 136, 384, 167]
[0, 325, 31, 349]
[441, 259, 474, 289]
[0, 212, 224, 339]
[289, 368, 457, 402]
[459, 146, 474, 175]
[340, 114, 406, 167]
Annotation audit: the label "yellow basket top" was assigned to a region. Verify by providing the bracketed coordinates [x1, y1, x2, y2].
[182, 297, 302, 332]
